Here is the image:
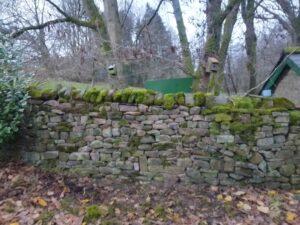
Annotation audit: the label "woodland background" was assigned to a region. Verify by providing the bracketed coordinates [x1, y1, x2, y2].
[0, 0, 299, 93]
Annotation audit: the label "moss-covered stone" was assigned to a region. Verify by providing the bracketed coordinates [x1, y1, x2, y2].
[209, 122, 220, 135]
[154, 94, 164, 106]
[273, 97, 295, 110]
[193, 92, 206, 106]
[175, 92, 185, 105]
[215, 113, 232, 123]
[28, 87, 43, 99]
[118, 119, 129, 126]
[55, 122, 73, 132]
[70, 87, 85, 100]
[233, 154, 248, 162]
[232, 97, 254, 109]
[129, 136, 141, 148]
[204, 104, 232, 114]
[290, 111, 300, 125]
[112, 89, 122, 102]
[28, 84, 58, 100]
[82, 87, 100, 103]
[95, 89, 108, 103]
[121, 88, 133, 103]
[229, 116, 262, 142]
[152, 142, 175, 151]
[163, 94, 175, 110]
[99, 106, 108, 118]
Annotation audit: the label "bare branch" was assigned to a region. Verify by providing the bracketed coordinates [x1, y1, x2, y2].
[135, 0, 164, 43]
[121, 0, 134, 28]
[11, 18, 97, 38]
[45, 0, 70, 18]
[259, 4, 293, 32]
[219, 0, 243, 23]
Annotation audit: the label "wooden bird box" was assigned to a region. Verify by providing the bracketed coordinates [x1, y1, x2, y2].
[206, 57, 219, 73]
[108, 64, 117, 76]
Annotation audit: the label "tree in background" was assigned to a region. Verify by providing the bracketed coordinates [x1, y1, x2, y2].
[171, 0, 194, 77]
[259, 0, 300, 45]
[137, 3, 173, 58]
[241, 0, 257, 92]
[133, 3, 179, 83]
[198, 0, 242, 93]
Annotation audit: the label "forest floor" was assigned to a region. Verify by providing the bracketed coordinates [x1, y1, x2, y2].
[0, 162, 299, 225]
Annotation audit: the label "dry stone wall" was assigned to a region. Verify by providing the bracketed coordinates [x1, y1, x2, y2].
[19, 99, 300, 189]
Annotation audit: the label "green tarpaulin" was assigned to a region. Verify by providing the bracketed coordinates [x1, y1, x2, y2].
[144, 77, 193, 94]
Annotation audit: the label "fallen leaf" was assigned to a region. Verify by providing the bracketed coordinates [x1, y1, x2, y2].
[47, 191, 54, 196]
[210, 186, 218, 192]
[9, 223, 19, 225]
[286, 211, 297, 223]
[224, 195, 232, 203]
[268, 190, 278, 197]
[127, 212, 135, 220]
[237, 201, 251, 211]
[171, 213, 181, 223]
[257, 206, 269, 214]
[217, 194, 223, 201]
[34, 197, 47, 207]
[80, 199, 90, 204]
[234, 191, 246, 196]
[146, 196, 151, 203]
[115, 208, 121, 216]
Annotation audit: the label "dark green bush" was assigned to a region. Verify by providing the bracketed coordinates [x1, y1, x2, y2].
[0, 37, 30, 144]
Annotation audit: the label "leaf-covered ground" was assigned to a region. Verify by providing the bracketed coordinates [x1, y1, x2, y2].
[0, 162, 299, 225]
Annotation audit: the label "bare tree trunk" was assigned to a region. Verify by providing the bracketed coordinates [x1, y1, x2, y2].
[103, 0, 126, 87]
[199, 0, 242, 92]
[291, 17, 300, 45]
[82, 0, 111, 53]
[83, 0, 125, 87]
[38, 29, 55, 77]
[33, 0, 55, 77]
[171, 0, 194, 76]
[226, 52, 238, 94]
[216, 3, 239, 94]
[242, 0, 257, 92]
[219, 4, 239, 72]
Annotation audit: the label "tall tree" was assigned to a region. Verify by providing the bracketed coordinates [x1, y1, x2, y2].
[171, 0, 194, 76]
[242, 0, 257, 91]
[216, 2, 240, 94]
[137, 4, 173, 58]
[199, 0, 242, 92]
[102, 0, 126, 86]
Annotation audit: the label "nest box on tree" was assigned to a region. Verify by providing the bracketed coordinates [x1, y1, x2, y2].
[108, 64, 117, 76]
[206, 57, 219, 73]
